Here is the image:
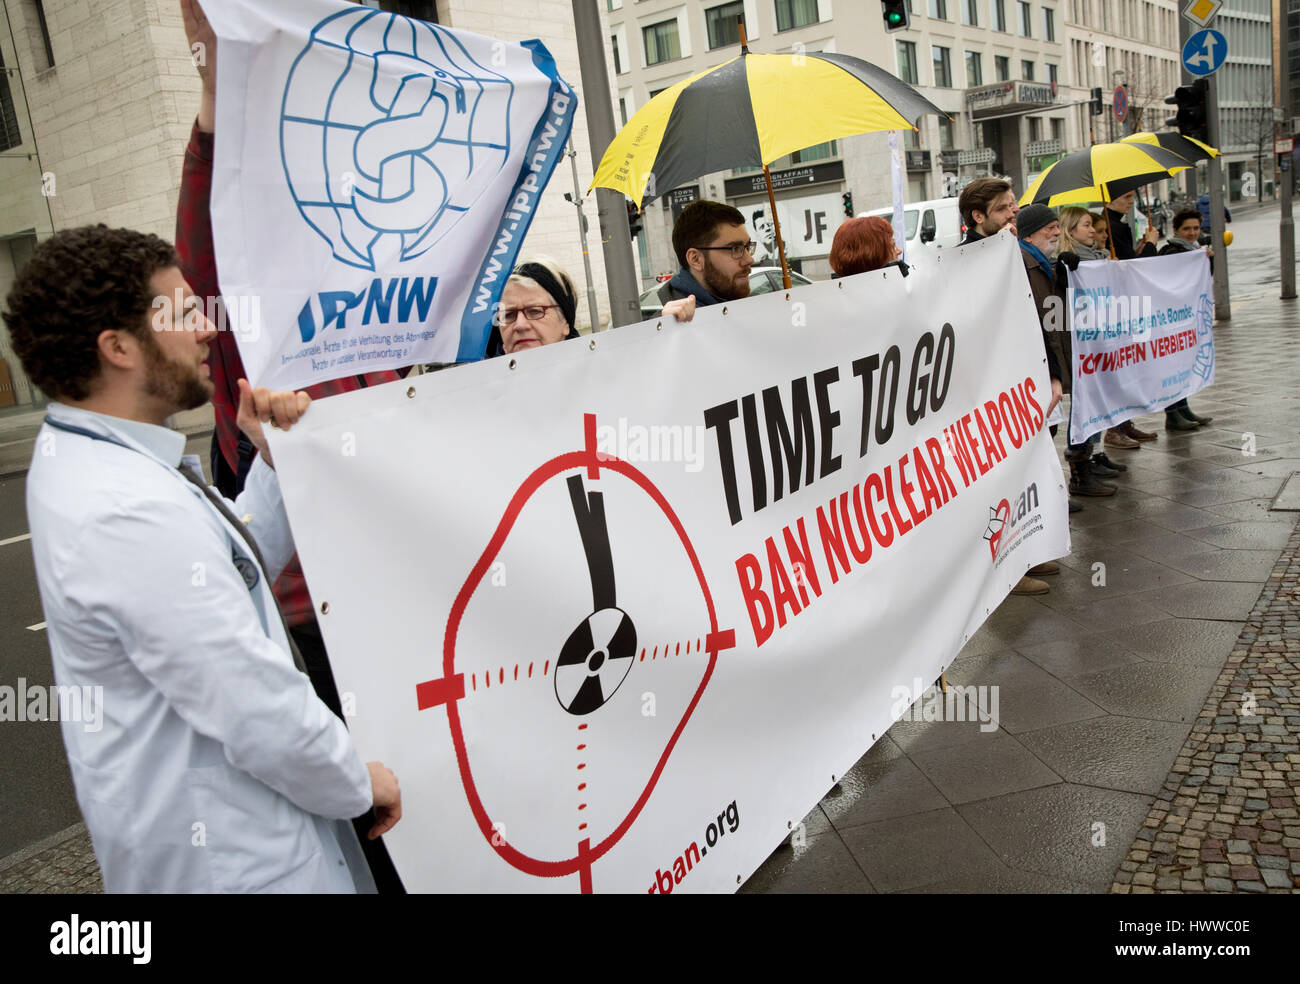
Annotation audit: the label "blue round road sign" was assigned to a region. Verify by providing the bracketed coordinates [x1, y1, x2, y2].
[1112, 85, 1127, 122]
[1181, 29, 1227, 78]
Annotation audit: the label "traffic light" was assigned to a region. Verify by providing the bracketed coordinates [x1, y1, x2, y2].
[881, 0, 909, 32]
[1090, 87, 1103, 116]
[842, 191, 854, 217]
[1165, 79, 1208, 143]
[626, 200, 642, 239]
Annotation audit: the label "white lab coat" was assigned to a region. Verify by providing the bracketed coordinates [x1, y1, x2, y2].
[27, 403, 375, 893]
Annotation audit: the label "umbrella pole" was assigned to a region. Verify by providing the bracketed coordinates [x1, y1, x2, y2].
[1103, 188, 1117, 260]
[763, 164, 793, 290]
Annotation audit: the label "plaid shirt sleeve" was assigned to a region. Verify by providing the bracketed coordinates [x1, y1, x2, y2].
[176, 120, 403, 626]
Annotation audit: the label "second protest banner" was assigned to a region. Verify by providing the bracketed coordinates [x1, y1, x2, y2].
[269, 232, 1070, 893]
[1067, 250, 1215, 443]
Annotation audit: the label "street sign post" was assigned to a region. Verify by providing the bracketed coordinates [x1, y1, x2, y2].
[1113, 84, 1128, 122]
[1182, 29, 1228, 77]
[1276, 137, 1295, 156]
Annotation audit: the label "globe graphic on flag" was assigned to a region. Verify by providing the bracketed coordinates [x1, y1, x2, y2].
[280, 9, 515, 272]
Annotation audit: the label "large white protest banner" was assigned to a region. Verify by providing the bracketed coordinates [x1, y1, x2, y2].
[204, 0, 575, 390]
[269, 233, 1070, 893]
[1066, 250, 1215, 444]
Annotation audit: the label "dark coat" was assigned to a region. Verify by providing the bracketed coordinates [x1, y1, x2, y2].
[1105, 207, 1157, 260]
[1021, 245, 1069, 392]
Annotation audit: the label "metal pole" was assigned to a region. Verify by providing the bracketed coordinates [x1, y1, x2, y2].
[1274, 0, 1296, 299]
[1177, 14, 1197, 200]
[565, 139, 602, 330]
[572, 0, 641, 327]
[1207, 74, 1231, 319]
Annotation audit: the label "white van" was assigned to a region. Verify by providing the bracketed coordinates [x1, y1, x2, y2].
[858, 198, 964, 261]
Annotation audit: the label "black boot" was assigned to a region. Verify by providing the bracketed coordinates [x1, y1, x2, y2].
[1069, 498, 1083, 514]
[1181, 405, 1214, 425]
[1090, 455, 1121, 478]
[1068, 451, 1117, 496]
[1092, 451, 1128, 474]
[1165, 407, 1201, 430]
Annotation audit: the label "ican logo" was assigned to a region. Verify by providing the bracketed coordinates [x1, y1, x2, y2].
[982, 482, 1040, 562]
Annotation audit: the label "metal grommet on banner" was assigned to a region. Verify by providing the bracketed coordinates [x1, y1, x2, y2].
[508, 358, 517, 370]
[838, 281, 845, 288]
[589, 339, 596, 350]
[656, 321, 662, 331]
[787, 820, 792, 829]
[406, 386, 416, 399]
[722, 306, 728, 315]
[320, 601, 330, 615]
[784, 292, 790, 301]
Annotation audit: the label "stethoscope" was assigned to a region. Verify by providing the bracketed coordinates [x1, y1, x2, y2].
[42, 415, 263, 592]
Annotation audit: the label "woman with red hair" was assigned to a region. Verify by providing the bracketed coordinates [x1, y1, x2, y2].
[829, 216, 903, 277]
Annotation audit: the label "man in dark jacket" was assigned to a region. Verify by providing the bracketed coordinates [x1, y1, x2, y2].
[958, 177, 1019, 245]
[1019, 204, 1121, 501]
[1155, 209, 1215, 430]
[657, 201, 756, 309]
[1105, 190, 1159, 259]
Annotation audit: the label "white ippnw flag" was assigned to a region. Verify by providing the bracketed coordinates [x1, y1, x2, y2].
[205, 0, 576, 389]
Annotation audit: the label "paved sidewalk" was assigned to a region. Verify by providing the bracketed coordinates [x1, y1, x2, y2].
[743, 286, 1300, 893]
[1112, 524, 1300, 893]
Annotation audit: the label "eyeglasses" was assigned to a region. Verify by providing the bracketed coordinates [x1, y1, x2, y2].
[693, 242, 756, 260]
[493, 304, 559, 326]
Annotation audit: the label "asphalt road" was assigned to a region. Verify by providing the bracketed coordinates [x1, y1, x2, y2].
[0, 433, 212, 859]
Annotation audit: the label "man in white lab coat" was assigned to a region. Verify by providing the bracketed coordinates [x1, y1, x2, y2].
[5, 224, 401, 892]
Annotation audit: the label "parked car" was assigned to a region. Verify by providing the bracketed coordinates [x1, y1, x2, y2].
[638, 267, 815, 319]
[858, 197, 963, 259]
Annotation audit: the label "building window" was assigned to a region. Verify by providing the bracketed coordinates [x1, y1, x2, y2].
[30, 0, 55, 69]
[365, 0, 439, 22]
[706, 2, 746, 48]
[932, 46, 952, 87]
[897, 40, 919, 84]
[962, 0, 980, 25]
[1042, 6, 1055, 41]
[0, 49, 22, 151]
[1050, 117, 1064, 142]
[1029, 116, 1041, 141]
[611, 35, 624, 74]
[775, 0, 820, 31]
[995, 55, 1010, 81]
[905, 126, 921, 149]
[994, 0, 1007, 31]
[792, 140, 837, 163]
[619, 97, 629, 125]
[929, 0, 949, 19]
[1018, 1, 1032, 36]
[1022, 59, 1034, 80]
[643, 19, 681, 65]
[966, 50, 983, 86]
[1047, 62, 1058, 84]
[938, 116, 954, 150]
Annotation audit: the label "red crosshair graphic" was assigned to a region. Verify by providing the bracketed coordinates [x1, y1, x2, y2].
[416, 412, 736, 892]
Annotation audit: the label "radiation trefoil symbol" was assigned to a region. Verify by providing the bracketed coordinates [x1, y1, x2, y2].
[415, 414, 736, 892]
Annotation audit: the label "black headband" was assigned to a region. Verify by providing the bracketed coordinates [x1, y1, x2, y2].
[513, 262, 577, 338]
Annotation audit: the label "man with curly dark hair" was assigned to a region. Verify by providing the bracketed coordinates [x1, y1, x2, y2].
[3, 225, 401, 893]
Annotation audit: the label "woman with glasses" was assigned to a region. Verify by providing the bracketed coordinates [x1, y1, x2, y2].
[487, 258, 581, 357]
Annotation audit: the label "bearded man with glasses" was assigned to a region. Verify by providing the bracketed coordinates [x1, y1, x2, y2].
[658, 201, 757, 310]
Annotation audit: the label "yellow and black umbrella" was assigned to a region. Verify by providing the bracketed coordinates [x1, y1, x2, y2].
[591, 41, 942, 286]
[1019, 141, 1192, 207]
[1120, 130, 1220, 163]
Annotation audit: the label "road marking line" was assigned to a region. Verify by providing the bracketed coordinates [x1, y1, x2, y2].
[26, 622, 45, 632]
[0, 533, 31, 546]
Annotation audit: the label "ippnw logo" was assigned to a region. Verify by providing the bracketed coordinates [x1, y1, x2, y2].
[280, 8, 515, 271]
